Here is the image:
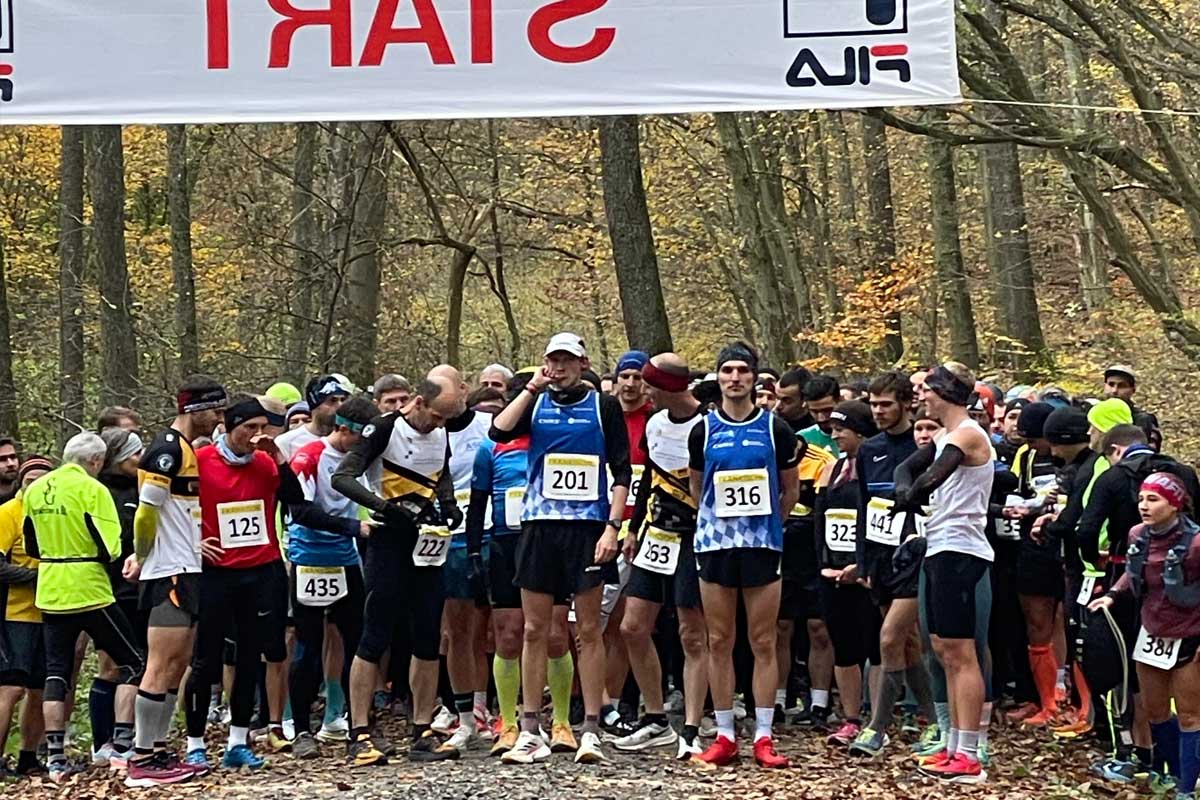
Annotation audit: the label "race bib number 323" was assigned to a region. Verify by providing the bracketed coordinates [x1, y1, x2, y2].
[824, 509, 857, 553]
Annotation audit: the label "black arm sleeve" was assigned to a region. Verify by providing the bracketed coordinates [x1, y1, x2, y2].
[813, 479, 829, 568]
[276, 462, 305, 506]
[895, 444, 964, 509]
[772, 415, 802, 469]
[489, 400, 534, 443]
[288, 500, 360, 539]
[1076, 471, 1116, 566]
[465, 488, 489, 554]
[0, 556, 36, 585]
[688, 422, 706, 472]
[600, 395, 632, 489]
[892, 443, 935, 505]
[436, 441, 455, 509]
[629, 443, 654, 536]
[332, 413, 395, 514]
[856, 451, 869, 570]
[22, 516, 39, 560]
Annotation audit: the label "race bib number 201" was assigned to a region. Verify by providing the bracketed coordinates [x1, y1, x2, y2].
[544, 454, 600, 501]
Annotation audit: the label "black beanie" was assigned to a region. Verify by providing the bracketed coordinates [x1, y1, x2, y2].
[1043, 406, 1091, 445]
[830, 400, 878, 439]
[1017, 401, 1055, 440]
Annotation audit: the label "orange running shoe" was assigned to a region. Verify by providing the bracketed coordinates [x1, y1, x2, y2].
[1005, 702, 1040, 723]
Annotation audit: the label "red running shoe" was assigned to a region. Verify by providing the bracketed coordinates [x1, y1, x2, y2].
[123, 753, 195, 788]
[921, 752, 986, 784]
[696, 735, 739, 767]
[753, 737, 790, 769]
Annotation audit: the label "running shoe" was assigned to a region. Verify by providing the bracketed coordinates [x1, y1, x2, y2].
[409, 730, 460, 762]
[753, 737, 790, 769]
[1021, 707, 1060, 727]
[183, 748, 211, 775]
[124, 753, 195, 788]
[677, 733, 703, 760]
[108, 750, 130, 772]
[1147, 771, 1177, 794]
[1051, 710, 1092, 739]
[372, 690, 391, 713]
[267, 727, 293, 752]
[912, 730, 947, 757]
[849, 727, 890, 757]
[208, 703, 229, 726]
[474, 710, 495, 743]
[500, 731, 551, 764]
[431, 705, 456, 734]
[732, 695, 748, 721]
[317, 716, 350, 743]
[550, 722, 578, 753]
[900, 711, 921, 736]
[916, 748, 952, 768]
[922, 752, 986, 784]
[795, 706, 830, 732]
[1090, 757, 1139, 784]
[491, 726, 519, 757]
[293, 732, 320, 760]
[699, 716, 718, 738]
[978, 742, 991, 768]
[442, 725, 483, 753]
[1005, 702, 1039, 723]
[47, 761, 83, 785]
[92, 743, 116, 766]
[827, 721, 861, 747]
[695, 735, 739, 767]
[283, 718, 295, 741]
[574, 731, 606, 764]
[222, 744, 265, 770]
[614, 719, 678, 751]
[347, 732, 387, 767]
[665, 690, 685, 713]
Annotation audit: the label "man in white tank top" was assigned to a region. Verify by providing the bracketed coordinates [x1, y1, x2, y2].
[892, 363, 993, 785]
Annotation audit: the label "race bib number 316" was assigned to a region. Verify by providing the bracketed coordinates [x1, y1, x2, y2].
[714, 469, 771, 518]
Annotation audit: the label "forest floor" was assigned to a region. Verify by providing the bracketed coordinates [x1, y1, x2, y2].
[8, 710, 1150, 800]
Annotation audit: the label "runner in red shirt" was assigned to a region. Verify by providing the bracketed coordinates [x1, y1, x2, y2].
[180, 395, 305, 771]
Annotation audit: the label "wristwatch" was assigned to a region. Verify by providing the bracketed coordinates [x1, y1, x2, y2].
[606, 518, 623, 531]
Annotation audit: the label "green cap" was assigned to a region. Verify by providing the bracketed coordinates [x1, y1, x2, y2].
[265, 381, 302, 406]
[1087, 397, 1133, 433]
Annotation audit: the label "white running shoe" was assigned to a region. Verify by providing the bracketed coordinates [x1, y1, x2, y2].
[282, 718, 296, 741]
[431, 705, 457, 735]
[500, 731, 551, 764]
[614, 720, 678, 752]
[316, 715, 350, 743]
[574, 731, 606, 764]
[443, 725, 482, 753]
[677, 735, 703, 760]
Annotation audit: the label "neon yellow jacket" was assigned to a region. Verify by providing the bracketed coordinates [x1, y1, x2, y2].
[22, 463, 122, 613]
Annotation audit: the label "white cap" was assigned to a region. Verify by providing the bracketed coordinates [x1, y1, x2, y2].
[544, 332, 587, 359]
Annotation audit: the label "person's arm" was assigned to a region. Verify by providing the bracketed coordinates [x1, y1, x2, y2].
[435, 441, 461, 528]
[628, 451, 654, 537]
[989, 468, 1018, 518]
[491, 371, 549, 440]
[0, 557, 35, 585]
[90, 487, 124, 562]
[465, 488, 489, 555]
[688, 419, 707, 509]
[22, 516, 39, 560]
[599, 394, 632, 512]
[894, 443, 962, 510]
[275, 461, 305, 506]
[134, 435, 183, 562]
[133, 505, 159, 561]
[1076, 471, 1115, 566]
[772, 415, 801, 523]
[855, 448, 870, 571]
[288, 500, 361, 539]
[813, 463, 832, 567]
[332, 414, 395, 515]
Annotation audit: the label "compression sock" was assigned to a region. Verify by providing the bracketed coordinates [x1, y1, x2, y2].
[46, 730, 66, 769]
[157, 688, 179, 748]
[323, 679, 346, 725]
[904, 663, 936, 721]
[582, 714, 600, 736]
[774, 688, 787, 709]
[1071, 662, 1092, 719]
[810, 688, 831, 714]
[979, 702, 992, 749]
[16, 749, 40, 772]
[934, 702, 952, 740]
[1028, 644, 1059, 712]
[134, 690, 165, 753]
[947, 727, 960, 756]
[454, 693, 476, 732]
[1151, 717, 1181, 778]
[870, 669, 905, 732]
[474, 691, 488, 718]
[1180, 727, 1200, 794]
[112, 721, 134, 753]
[957, 729, 980, 763]
[754, 707, 774, 742]
[521, 710, 539, 735]
[493, 655, 520, 729]
[547, 653, 575, 727]
[88, 677, 117, 750]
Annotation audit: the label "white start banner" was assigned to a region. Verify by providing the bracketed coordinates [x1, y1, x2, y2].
[0, 0, 959, 125]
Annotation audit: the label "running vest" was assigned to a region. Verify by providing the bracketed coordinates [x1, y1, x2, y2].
[523, 391, 609, 522]
[447, 410, 492, 546]
[375, 413, 448, 519]
[926, 418, 995, 561]
[696, 409, 783, 554]
[1127, 518, 1200, 608]
[643, 409, 702, 536]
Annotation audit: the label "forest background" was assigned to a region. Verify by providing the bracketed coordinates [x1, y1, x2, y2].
[1, 1, 1199, 457]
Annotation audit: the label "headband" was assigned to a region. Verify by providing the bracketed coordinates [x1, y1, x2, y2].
[18, 457, 54, 483]
[335, 414, 366, 433]
[178, 384, 227, 415]
[1142, 472, 1188, 511]
[716, 343, 759, 376]
[643, 362, 690, 393]
[224, 398, 285, 432]
[925, 366, 972, 406]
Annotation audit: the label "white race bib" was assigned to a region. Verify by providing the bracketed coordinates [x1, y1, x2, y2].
[865, 498, 901, 547]
[999, 494, 1023, 540]
[295, 565, 348, 607]
[912, 507, 931, 539]
[714, 469, 771, 518]
[217, 499, 269, 549]
[543, 454, 600, 501]
[1133, 625, 1180, 669]
[451, 489, 471, 533]
[1076, 576, 1097, 606]
[632, 527, 682, 576]
[824, 509, 857, 553]
[412, 525, 451, 567]
[627, 464, 645, 508]
[504, 487, 525, 530]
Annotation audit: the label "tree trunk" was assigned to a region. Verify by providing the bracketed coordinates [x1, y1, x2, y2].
[58, 126, 86, 445]
[860, 114, 904, 363]
[285, 123, 321, 382]
[926, 118, 980, 369]
[0, 236, 18, 439]
[166, 124, 200, 378]
[88, 126, 139, 408]
[828, 112, 864, 272]
[488, 119, 522, 365]
[596, 115, 673, 355]
[342, 123, 389, 385]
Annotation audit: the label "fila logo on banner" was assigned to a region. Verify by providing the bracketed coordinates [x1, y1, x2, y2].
[0, 0, 13, 102]
[782, 0, 911, 88]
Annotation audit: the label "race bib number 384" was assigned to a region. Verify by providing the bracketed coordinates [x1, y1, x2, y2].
[1133, 626, 1180, 669]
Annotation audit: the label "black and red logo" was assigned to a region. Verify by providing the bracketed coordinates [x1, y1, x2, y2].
[784, 0, 912, 87]
[1, 0, 13, 102]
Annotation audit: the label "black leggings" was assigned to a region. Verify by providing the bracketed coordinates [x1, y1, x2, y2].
[185, 562, 288, 736]
[43, 606, 144, 701]
[819, 579, 882, 668]
[287, 565, 365, 735]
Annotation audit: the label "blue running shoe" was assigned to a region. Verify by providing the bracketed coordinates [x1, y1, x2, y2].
[1090, 757, 1137, 784]
[222, 744, 264, 770]
[184, 748, 211, 775]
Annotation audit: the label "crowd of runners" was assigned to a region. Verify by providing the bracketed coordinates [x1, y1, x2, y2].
[0, 336, 1197, 795]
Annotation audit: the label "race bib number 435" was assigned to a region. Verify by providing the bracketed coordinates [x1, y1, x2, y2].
[544, 454, 600, 501]
[217, 499, 269, 549]
[714, 469, 771, 518]
[296, 565, 348, 607]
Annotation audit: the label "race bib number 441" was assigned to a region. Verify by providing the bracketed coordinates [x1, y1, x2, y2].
[217, 499, 269, 549]
[544, 454, 600, 501]
[714, 469, 771, 518]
